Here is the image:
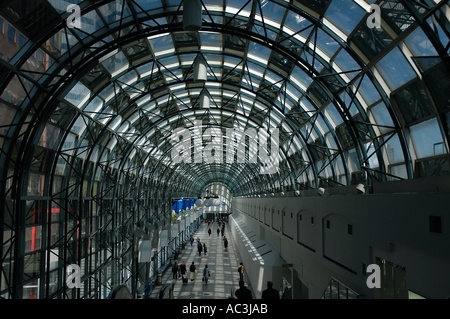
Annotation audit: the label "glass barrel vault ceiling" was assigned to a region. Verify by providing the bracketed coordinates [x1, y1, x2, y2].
[0, 0, 449, 198]
[0, 0, 448, 298]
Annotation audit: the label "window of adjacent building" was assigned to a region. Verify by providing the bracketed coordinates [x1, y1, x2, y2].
[8, 24, 15, 43]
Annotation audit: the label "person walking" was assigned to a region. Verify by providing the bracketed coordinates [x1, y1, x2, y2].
[190, 236, 194, 246]
[261, 281, 280, 299]
[180, 261, 187, 282]
[203, 243, 207, 255]
[223, 236, 228, 251]
[197, 242, 203, 256]
[208, 228, 212, 237]
[216, 227, 220, 237]
[202, 265, 210, 285]
[190, 262, 196, 281]
[238, 262, 244, 282]
[172, 262, 179, 280]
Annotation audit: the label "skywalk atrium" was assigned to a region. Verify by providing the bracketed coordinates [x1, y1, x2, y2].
[0, 0, 449, 299]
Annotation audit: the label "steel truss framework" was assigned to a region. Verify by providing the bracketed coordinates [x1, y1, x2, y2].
[0, 0, 448, 298]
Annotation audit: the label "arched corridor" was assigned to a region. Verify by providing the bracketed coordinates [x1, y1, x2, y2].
[0, 0, 449, 300]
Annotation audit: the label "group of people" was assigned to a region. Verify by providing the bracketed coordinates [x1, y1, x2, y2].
[189, 235, 209, 256]
[233, 262, 279, 299]
[171, 219, 280, 299]
[235, 280, 280, 299]
[172, 261, 211, 285]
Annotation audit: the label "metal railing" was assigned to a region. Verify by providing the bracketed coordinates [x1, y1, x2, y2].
[150, 215, 203, 283]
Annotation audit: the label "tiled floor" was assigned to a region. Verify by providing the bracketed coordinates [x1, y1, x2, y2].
[150, 220, 253, 299]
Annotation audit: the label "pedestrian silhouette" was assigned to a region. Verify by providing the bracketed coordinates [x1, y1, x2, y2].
[203, 264, 210, 285]
[235, 280, 253, 299]
[238, 262, 244, 281]
[190, 262, 196, 281]
[172, 262, 179, 280]
[261, 281, 280, 299]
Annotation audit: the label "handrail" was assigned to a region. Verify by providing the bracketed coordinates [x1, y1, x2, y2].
[150, 215, 203, 282]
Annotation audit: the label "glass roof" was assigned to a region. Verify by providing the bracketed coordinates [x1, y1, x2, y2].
[0, 0, 449, 199]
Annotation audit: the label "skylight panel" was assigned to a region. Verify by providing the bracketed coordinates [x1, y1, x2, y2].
[375, 46, 417, 91]
[324, 0, 366, 37]
[65, 82, 91, 109]
[102, 51, 129, 78]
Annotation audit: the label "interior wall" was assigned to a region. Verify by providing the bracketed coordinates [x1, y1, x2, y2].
[231, 180, 450, 299]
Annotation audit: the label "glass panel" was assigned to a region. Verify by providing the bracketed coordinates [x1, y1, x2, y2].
[415, 157, 450, 178]
[375, 47, 417, 91]
[353, 23, 393, 60]
[410, 118, 446, 159]
[381, 0, 415, 32]
[132, 0, 162, 11]
[325, 103, 344, 127]
[315, 28, 340, 58]
[38, 123, 61, 149]
[425, 16, 449, 51]
[357, 75, 382, 106]
[148, 33, 175, 54]
[370, 101, 395, 134]
[102, 50, 130, 77]
[393, 80, 435, 124]
[333, 48, 361, 81]
[384, 134, 405, 164]
[324, 0, 366, 36]
[423, 63, 450, 113]
[259, 0, 286, 23]
[405, 27, 438, 58]
[98, 0, 132, 24]
[27, 174, 45, 196]
[65, 82, 91, 108]
[389, 164, 408, 180]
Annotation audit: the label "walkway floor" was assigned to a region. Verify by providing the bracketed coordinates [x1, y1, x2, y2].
[150, 220, 254, 299]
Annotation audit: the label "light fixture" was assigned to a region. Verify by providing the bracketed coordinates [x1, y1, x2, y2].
[195, 198, 203, 207]
[199, 89, 210, 109]
[317, 187, 325, 196]
[183, 0, 202, 31]
[356, 183, 366, 194]
[194, 55, 207, 81]
[205, 198, 213, 207]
